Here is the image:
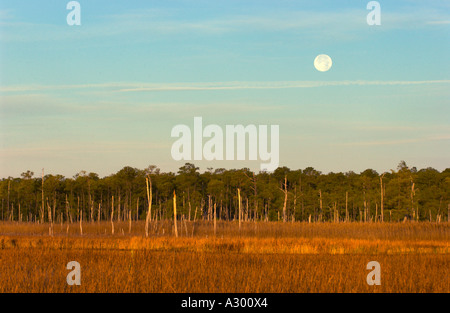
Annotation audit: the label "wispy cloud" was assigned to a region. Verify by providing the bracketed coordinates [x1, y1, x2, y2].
[2, 80, 449, 93]
[336, 135, 450, 147]
[0, 141, 170, 158]
[1, 6, 449, 43]
[0, 83, 127, 93]
[117, 80, 450, 92]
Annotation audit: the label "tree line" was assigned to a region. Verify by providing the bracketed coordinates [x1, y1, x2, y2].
[1, 161, 449, 224]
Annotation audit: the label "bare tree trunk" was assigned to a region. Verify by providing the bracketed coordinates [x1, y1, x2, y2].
[145, 176, 152, 237]
[111, 195, 114, 235]
[253, 173, 258, 222]
[208, 195, 212, 221]
[173, 191, 178, 238]
[66, 194, 70, 235]
[79, 209, 83, 236]
[53, 192, 56, 226]
[191, 206, 198, 237]
[128, 210, 131, 234]
[375, 203, 378, 223]
[188, 202, 191, 222]
[90, 200, 94, 224]
[88, 181, 93, 223]
[98, 203, 101, 223]
[214, 203, 217, 237]
[41, 169, 45, 224]
[118, 195, 121, 222]
[411, 179, 415, 222]
[282, 176, 288, 222]
[238, 188, 241, 231]
[47, 198, 53, 236]
[7, 179, 10, 221]
[380, 173, 385, 222]
[293, 185, 297, 223]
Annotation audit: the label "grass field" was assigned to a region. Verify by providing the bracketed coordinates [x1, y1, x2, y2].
[0, 221, 448, 293]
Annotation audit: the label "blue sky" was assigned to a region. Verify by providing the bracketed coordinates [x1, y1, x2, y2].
[0, 0, 449, 177]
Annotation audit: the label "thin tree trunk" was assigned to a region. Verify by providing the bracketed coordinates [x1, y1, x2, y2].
[47, 198, 53, 236]
[88, 181, 93, 223]
[145, 176, 152, 237]
[282, 176, 287, 222]
[173, 191, 178, 238]
[53, 192, 56, 226]
[66, 194, 70, 235]
[191, 206, 198, 237]
[214, 203, 217, 237]
[208, 195, 212, 221]
[380, 173, 385, 222]
[7, 179, 10, 221]
[79, 209, 83, 236]
[188, 202, 191, 222]
[411, 180, 415, 222]
[375, 203, 378, 223]
[41, 169, 45, 224]
[111, 195, 114, 235]
[238, 188, 241, 231]
[118, 195, 121, 222]
[128, 210, 131, 234]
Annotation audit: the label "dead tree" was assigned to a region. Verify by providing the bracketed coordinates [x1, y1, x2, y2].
[145, 176, 152, 237]
[41, 169, 45, 224]
[238, 188, 242, 231]
[280, 175, 288, 222]
[47, 198, 53, 236]
[7, 179, 10, 221]
[191, 206, 198, 237]
[111, 195, 114, 235]
[410, 177, 416, 221]
[66, 194, 70, 234]
[79, 208, 83, 236]
[173, 191, 178, 238]
[214, 203, 217, 237]
[128, 210, 132, 234]
[118, 195, 121, 222]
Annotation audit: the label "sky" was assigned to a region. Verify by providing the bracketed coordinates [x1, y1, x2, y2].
[0, 0, 449, 178]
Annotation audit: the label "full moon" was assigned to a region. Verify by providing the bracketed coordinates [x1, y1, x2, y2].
[314, 54, 332, 72]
